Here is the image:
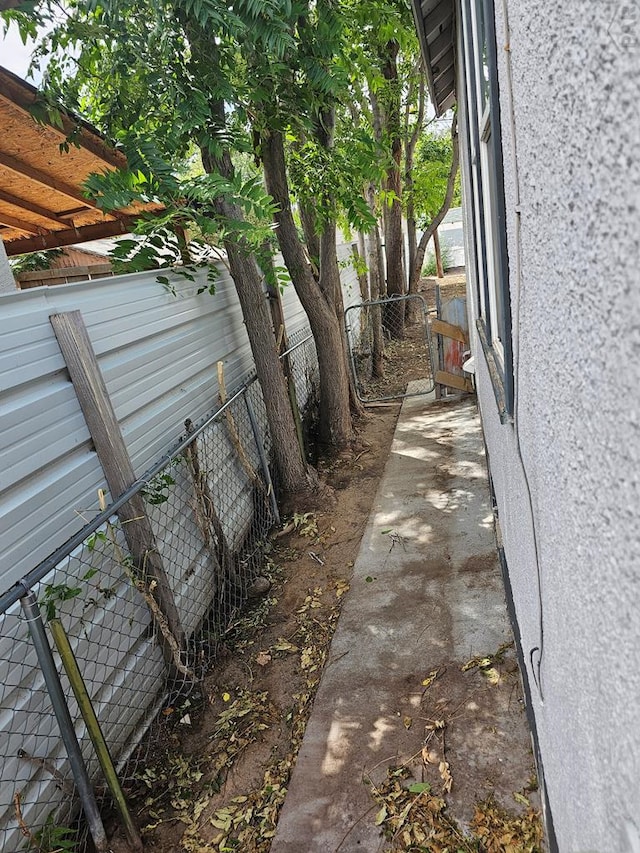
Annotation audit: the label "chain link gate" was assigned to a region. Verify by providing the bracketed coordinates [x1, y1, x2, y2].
[345, 294, 436, 403]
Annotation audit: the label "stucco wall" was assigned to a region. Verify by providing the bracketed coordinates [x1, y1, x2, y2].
[0, 241, 16, 293]
[464, 2, 640, 850]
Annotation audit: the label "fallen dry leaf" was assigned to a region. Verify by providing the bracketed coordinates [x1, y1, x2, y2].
[256, 651, 271, 666]
[439, 760, 453, 794]
[421, 747, 439, 765]
[272, 638, 298, 653]
[421, 668, 440, 688]
[335, 579, 350, 598]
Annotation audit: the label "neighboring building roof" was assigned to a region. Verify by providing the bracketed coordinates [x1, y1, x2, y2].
[0, 66, 163, 256]
[442, 205, 462, 224]
[411, 0, 457, 116]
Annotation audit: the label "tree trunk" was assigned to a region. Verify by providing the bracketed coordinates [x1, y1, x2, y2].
[380, 39, 405, 339]
[409, 115, 460, 295]
[367, 184, 385, 379]
[407, 203, 417, 291]
[201, 144, 314, 497]
[405, 68, 425, 292]
[352, 240, 369, 344]
[257, 245, 306, 462]
[356, 233, 368, 299]
[353, 239, 369, 326]
[321, 220, 365, 417]
[299, 201, 320, 280]
[261, 128, 354, 448]
[367, 88, 386, 299]
[314, 102, 365, 419]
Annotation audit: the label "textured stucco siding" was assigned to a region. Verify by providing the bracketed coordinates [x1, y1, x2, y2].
[463, 2, 640, 850]
[0, 241, 16, 293]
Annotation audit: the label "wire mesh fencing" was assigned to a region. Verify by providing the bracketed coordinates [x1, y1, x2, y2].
[0, 333, 319, 852]
[345, 294, 436, 403]
[284, 329, 319, 416]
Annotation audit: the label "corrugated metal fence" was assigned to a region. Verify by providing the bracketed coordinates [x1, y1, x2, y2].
[0, 245, 361, 851]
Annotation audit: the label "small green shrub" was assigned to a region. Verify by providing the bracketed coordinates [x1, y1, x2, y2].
[422, 241, 452, 277]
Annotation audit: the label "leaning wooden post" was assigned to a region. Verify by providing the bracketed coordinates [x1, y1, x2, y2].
[433, 228, 445, 279]
[50, 311, 187, 681]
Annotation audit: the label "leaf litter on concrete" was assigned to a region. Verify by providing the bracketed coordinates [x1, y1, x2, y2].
[368, 641, 545, 852]
[370, 766, 543, 852]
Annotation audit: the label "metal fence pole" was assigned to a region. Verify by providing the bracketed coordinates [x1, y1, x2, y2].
[244, 391, 280, 526]
[19, 588, 108, 853]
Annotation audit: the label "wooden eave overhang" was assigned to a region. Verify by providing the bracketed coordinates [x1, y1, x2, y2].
[0, 65, 163, 256]
[411, 0, 457, 116]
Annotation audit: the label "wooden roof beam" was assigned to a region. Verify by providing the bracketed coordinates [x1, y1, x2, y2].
[0, 150, 99, 211]
[0, 210, 44, 235]
[4, 216, 139, 255]
[57, 206, 92, 219]
[0, 188, 69, 228]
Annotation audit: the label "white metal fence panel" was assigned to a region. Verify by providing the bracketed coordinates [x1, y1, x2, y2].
[0, 264, 259, 593]
[0, 243, 359, 852]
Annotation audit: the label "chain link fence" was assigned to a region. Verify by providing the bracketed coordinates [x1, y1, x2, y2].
[345, 294, 436, 403]
[0, 333, 319, 852]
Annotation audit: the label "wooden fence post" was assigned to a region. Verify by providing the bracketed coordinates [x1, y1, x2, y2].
[433, 228, 445, 279]
[50, 311, 187, 681]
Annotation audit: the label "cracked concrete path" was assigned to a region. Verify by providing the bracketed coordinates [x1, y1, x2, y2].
[272, 392, 536, 853]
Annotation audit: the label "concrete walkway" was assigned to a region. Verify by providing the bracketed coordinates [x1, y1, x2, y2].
[272, 392, 535, 852]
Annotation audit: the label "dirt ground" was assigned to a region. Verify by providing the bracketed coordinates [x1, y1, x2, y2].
[356, 322, 434, 402]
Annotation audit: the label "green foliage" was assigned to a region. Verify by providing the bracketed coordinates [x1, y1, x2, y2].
[412, 130, 458, 226]
[29, 811, 78, 852]
[341, 251, 368, 279]
[3, 0, 296, 274]
[142, 471, 176, 506]
[40, 569, 97, 621]
[265, 263, 292, 295]
[422, 241, 453, 277]
[9, 249, 63, 274]
[3, 0, 428, 295]
[287, 131, 378, 232]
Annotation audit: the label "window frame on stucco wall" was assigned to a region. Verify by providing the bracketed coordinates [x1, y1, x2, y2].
[461, 0, 514, 421]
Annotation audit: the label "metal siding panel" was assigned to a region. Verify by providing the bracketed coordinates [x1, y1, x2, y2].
[0, 264, 257, 592]
[1, 391, 89, 491]
[1, 452, 105, 591]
